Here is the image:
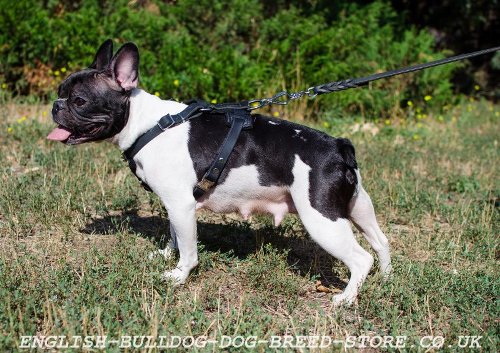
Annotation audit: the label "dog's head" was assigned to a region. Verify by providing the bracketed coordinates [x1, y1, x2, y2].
[48, 40, 139, 144]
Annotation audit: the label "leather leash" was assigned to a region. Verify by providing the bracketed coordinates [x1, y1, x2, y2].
[124, 46, 499, 197]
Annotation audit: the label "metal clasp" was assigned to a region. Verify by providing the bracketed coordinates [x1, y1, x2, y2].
[157, 114, 174, 131]
[196, 177, 215, 192]
[247, 87, 318, 110]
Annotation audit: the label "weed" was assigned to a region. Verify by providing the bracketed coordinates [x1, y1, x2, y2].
[0, 100, 498, 351]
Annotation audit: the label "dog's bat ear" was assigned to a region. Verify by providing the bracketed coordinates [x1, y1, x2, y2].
[89, 39, 114, 70]
[109, 42, 139, 91]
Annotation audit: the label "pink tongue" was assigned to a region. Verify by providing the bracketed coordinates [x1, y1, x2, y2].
[47, 127, 72, 141]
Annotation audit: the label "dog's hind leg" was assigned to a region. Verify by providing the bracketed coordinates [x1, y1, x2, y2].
[290, 156, 373, 305]
[349, 171, 391, 276]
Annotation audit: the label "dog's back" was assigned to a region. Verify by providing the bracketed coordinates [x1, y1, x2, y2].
[189, 113, 358, 220]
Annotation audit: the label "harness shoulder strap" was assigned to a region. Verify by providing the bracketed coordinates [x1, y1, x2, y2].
[122, 100, 253, 197]
[124, 101, 210, 161]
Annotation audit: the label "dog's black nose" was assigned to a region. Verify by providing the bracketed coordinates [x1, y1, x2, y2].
[52, 99, 65, 115]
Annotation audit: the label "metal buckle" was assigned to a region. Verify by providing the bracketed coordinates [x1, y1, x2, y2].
[157, 114, 175, 131]
[196, 177, 215, 192]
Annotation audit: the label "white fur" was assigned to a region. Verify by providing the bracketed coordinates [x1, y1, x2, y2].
[348, 174, 391, 276]
[289, 156, 374, 304]
[113, 89, 199, 284]
[112, 90, 390, 303]
[197, 165, 295, 226]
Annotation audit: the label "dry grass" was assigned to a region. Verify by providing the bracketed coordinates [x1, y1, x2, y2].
[0, 99, 498, 351]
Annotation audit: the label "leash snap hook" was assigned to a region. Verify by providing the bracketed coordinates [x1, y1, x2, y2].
[248, 99, 267, 110]
[306, 87, 318, 99]
[270, 91, 291, 105]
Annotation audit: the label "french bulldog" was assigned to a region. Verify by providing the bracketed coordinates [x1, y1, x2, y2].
[48, 39, 391, 305]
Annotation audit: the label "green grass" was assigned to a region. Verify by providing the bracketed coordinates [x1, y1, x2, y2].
[0, 100, 498, 352]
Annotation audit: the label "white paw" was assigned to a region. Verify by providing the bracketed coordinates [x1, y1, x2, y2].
[147, 248, 175, 261]
[332, 292, 356, 306]
[162, 268, 189, 285]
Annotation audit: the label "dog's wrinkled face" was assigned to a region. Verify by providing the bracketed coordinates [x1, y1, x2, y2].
[48, 40, 139, 144]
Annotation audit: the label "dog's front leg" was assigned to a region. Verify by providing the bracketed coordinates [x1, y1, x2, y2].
[148, 223, 178, 260]
[161, 201, 198, 285]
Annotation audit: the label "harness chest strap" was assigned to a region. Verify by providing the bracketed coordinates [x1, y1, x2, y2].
[123, 101, 253, 199]
[192, 109, 248, 199]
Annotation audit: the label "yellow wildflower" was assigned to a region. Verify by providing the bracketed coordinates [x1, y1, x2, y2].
[413, 134, 420, 140]
[17, 116, 27, 123]
[154, 91, 160, 97]
[42, 111, 47, 117]
[407, 100, 413, 107]
[384, 119, 390, 125]
[474, 85, 480, 91]
[7, 127, 13, 133]
[424, 95, 432, 102]
[1, 83, 6, 89]
[54, 70, 60, 76]
[322, 121, 330, 129]
[273, 111, 279, 117]
[61, 67, 67, 73]
[173, 79, 180, 87]
[211, 99, 217, 104]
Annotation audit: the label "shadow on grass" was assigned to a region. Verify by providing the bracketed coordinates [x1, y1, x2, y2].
[81, 210, 346, 288]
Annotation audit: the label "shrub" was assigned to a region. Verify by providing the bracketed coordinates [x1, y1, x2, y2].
[0, 0, 456, 119]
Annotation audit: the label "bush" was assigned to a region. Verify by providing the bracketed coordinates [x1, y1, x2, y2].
[0, 0, 456, 119]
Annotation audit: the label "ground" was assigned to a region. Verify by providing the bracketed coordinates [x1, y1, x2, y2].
[0, 100, 498, 352]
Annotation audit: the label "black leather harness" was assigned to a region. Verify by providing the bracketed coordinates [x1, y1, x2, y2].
[123, 100, 254, 200]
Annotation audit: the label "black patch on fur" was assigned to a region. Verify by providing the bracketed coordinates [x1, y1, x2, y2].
[187, 113, 358, 220]
[53, 70, 129, 144]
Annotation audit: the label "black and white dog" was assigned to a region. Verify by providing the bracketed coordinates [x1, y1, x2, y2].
[48, 40, 391, 304]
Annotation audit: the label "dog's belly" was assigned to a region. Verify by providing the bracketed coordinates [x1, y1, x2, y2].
[195, 165, 297, 226]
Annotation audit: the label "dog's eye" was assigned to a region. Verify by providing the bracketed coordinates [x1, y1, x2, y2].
[74, 97, 86, 107]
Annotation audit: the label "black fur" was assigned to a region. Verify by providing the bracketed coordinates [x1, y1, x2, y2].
[52, 41, 139, 145]
[53, 70, 130, 144]
[188, 113, 358, 220]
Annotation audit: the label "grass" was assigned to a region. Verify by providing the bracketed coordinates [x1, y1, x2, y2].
[0, 98, 498, 352]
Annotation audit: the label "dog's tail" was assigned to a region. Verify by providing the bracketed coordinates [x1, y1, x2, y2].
[337, 138, 358, 187]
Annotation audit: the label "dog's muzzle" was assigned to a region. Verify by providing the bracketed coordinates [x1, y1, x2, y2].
[52, 98, 67, 116]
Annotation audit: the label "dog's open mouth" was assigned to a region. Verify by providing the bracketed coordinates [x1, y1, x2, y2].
[47, 125, 92, 145]
[47, 123, 108, 144]
[47, 125, 73, 142]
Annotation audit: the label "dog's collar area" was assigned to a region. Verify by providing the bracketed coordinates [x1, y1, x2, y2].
[123, 100, 254, 198]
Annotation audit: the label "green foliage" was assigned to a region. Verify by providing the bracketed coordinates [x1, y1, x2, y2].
[0, 0, 456, 119]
